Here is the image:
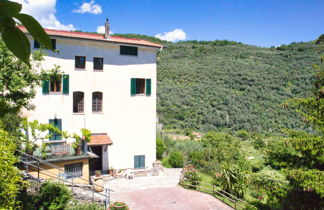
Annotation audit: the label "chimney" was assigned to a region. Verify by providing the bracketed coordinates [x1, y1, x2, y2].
[104, 18, 110, 39]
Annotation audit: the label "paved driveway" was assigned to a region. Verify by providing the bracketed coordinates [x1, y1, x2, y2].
[107, 169, 232, 210]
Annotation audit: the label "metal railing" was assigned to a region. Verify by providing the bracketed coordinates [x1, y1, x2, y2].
[33, 143, 84, 158]
[16, 149, 113, 209]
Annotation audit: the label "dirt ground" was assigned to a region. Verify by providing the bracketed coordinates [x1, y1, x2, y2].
[107, 169, 232, 210]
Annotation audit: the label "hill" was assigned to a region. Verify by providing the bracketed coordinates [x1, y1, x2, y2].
[116, 34, 324, 133]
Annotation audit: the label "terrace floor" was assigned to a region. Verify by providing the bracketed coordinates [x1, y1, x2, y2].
[108, 168, 232, 210]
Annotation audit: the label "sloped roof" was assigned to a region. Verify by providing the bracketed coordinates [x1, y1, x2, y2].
[88, 133, 113, 146]
[18, 26, 164, 48]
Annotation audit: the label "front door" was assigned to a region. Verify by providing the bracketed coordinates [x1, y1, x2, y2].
[89, 146, 102, 174]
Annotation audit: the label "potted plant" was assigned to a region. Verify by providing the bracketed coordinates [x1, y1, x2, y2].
[109, 201, 129, 210]
[108, 166, 114, 175]
[72, 136, 82, 155]
[95, 170, 102, 177]
[72, 128, 91, 155]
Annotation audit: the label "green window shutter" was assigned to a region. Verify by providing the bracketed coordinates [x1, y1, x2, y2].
[134, 156, 139, 168]
[49, 119, 62, 140]
[42, 80, 49, 94]
[131, 78, 136, 96]
[146, 79, 151, 96]
[140, 155, 145, 168]
[62, 75, 69, 94]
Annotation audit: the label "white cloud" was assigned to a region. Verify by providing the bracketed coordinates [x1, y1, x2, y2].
[13, 0, 76, 30]
[155, 28, 186, 42]
[96, 25, 113, 35]
[73, 1, 102, 15]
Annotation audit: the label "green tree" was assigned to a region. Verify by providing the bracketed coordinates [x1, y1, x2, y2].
[156, 137, 166, 159]
[265, 63, 324, 209]
[168, 151, 184, 168]
[0, 40, 60, 137]
[0, 0, 53, 66]
[0, 127, 23, 208]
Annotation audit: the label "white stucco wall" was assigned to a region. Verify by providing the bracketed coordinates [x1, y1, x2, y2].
[23, 36, 158, 169]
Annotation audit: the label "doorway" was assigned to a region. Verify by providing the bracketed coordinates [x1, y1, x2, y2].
[89, 146, 102, 174]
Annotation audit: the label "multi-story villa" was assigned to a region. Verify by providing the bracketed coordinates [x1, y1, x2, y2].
[20, 21, 163, 182]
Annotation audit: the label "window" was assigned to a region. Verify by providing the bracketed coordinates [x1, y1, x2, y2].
[134, 155, 145, 168]
[51, 39, 56, 50]
[120, 45, 138, 56]
[136, 79, 145, 94]
[34, 40, 40, 49]
[131, 78, 151, 96]
[92, 92, 103, 112]
[73, 91, 84, 113]
[49, 118, 62, 140]
[50, 75, 61, 92]
[64, 163, 83, 179]
[93, 57, 103, 70]
[75, 56, 86, 69]
[34, 39, 56, 49]
[42, 75, 69, 95]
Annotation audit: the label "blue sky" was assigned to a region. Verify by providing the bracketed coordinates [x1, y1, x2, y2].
[17, 0, 324, 47]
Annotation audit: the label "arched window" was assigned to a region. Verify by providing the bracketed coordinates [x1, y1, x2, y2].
[92, 92, 103, 112]
[73, 91, 84, 113]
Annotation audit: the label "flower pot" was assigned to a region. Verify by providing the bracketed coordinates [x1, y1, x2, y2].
[110, 202, 128, 210]
[75, 146, 81, 155]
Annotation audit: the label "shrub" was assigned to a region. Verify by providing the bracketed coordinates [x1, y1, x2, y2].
[236, 130, 249, 140]
[66, 202, 104, 210]
[182, 165, 201, 189]
[168, 151, 184, 168]
[0, 128, 22, 209]
[35, 181, 71, 210]
[156, 137, 166, 160]
[213, 162, 249, 198]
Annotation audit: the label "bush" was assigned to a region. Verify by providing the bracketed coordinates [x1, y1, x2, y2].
[35, 181, 71, 210]
[168, 151, 184, 168]
[236, 130, 249, 140]
[66, 202, 104, 210]
[0, 128, 22, 209]
[183, 165, 201, 189]
[156, 137, 166, 160]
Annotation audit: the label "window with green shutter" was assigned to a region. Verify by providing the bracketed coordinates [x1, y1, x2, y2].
[134, 155, 145, 168]
[42, 75, 69, 95]
[131, 78, 152, 96]
[49, 119, 62, 140]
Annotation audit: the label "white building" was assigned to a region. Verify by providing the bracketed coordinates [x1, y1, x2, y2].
[20, 22, 163, 175]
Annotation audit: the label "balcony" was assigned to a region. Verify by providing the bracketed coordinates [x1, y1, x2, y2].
[33, 143, 86, 160]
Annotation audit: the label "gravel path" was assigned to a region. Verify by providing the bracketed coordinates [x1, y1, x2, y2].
[106, 168, 232, 210]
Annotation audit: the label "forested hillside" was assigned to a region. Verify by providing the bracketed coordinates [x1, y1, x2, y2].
[157, 40, 324, 133]
[117, 34, 323, 133]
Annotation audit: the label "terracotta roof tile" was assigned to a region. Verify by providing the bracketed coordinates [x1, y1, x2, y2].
[89, 134, 113, 146]
[18, 26, 163, 48]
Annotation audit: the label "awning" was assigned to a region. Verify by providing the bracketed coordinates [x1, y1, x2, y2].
[88, 133, 113, 146]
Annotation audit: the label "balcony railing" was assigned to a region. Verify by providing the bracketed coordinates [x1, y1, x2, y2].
[33, 143, 85, 159]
